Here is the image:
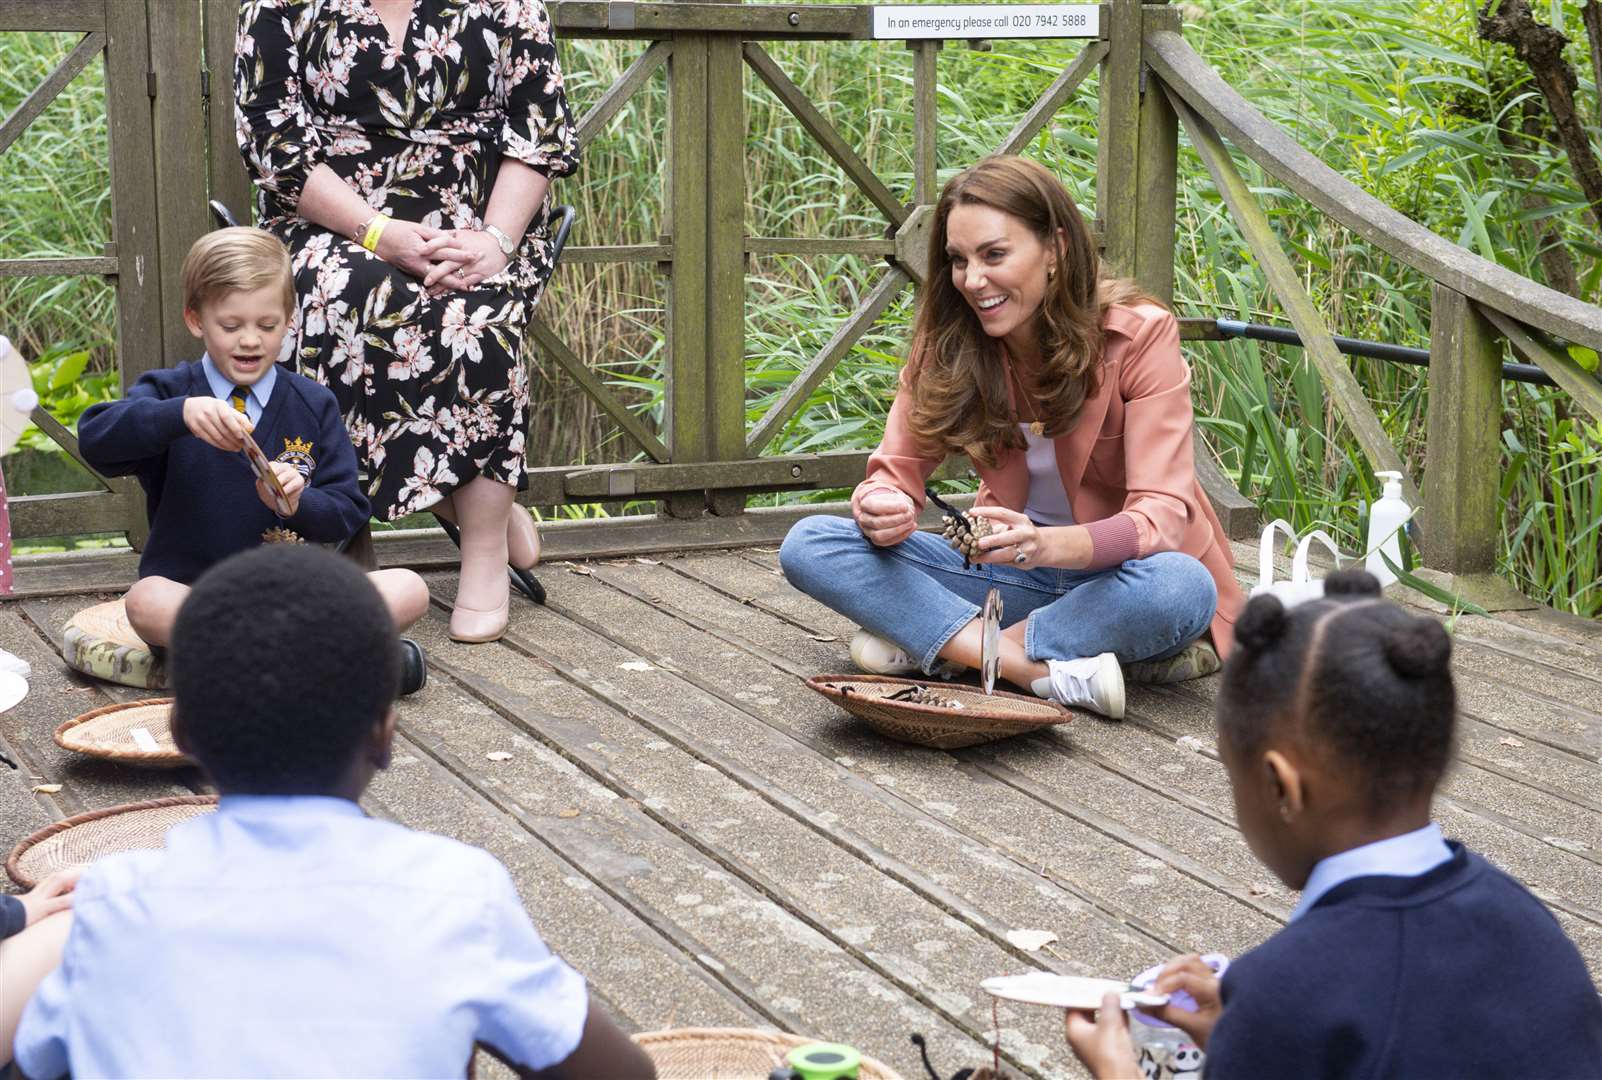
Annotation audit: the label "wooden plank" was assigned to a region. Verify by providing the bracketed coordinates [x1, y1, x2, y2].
[909, 40, 939, 205]
[745, 236, 896, 257]
[575, 39, 671, 149]
[1133, 5, 1179, 302]
[1480, 306, 1602, 424]
[993, 40, 1106, 157]
[202, 0, 252, 221]
[527, 319, 671, 462]
[1144, 29, 1602, 354]
[9, 490, 139, 540]
[11, 548, 140, 597]
[104, 0, 168, 389]
[562, 244, 671, 264]
[0, 30, 106, 158]
[1095, 0, 1141, 274]
[741, 43, 907, 227]
[554, 447, 965, 498]
[705, 31, 747, 517]
[745, 268, 910, 454]
[664, 34, 710, 518]
[1194, 440, 1257, 538]
[1424, 285, 1502, 575]
[149, 0, 211, 366]
[549, 2, 876, 38]
[1168, 89, 1420, 510]
[0, 257, 118, 277]
[0, 0, 104, 31]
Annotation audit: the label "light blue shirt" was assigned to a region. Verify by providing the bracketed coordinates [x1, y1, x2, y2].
[1290, 822, 1453, 921]
[15, 796, 588, 1079]
[200, 353, 277, 426]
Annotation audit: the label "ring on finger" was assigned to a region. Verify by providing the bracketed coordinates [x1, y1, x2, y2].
[1013, 547, 1029, 565]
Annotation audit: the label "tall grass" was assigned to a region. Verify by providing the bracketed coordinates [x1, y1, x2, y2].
[1, 2, 1598, 614]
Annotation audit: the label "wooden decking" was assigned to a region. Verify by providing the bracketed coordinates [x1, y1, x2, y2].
[3, 530, 1601, 1079]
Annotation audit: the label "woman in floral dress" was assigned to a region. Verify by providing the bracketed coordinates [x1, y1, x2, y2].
[236, 0, 577, 642]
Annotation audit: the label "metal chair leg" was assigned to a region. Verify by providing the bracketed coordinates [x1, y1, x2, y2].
[433, 514, 546, 605]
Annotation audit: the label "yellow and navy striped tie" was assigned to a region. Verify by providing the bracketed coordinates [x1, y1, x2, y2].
[229, 385, 249, 416]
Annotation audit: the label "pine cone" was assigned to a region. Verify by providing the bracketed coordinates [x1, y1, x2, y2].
[261, 526, 305, 545]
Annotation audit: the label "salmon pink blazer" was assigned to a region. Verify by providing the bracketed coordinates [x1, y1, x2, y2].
[852, 302, 1244, 656]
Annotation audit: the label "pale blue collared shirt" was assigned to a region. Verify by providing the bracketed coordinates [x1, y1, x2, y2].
[200, 353, 277, 426]
[15, 795, 588, 1079]
[1290, 822, 1453, 921]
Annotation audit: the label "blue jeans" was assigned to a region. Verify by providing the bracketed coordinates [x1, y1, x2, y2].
[779, 514, 1218, 674]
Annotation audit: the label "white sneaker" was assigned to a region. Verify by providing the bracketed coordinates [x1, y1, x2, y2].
[849, 630, 919, 675]
[1031, 653, 1125, 719]
[0, 648, 30, 679]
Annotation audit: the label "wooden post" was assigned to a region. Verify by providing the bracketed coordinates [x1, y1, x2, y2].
[1096, 0, 1142, 275]
[910, 41, 940, 205]
[1133, 2, 1177, 303]
[148, 0, 210, 366]
[705, 29, 748, 516]
[1423, 286, 1502, 576]
[203, 0, 252, 222]
[664, 34, 710, 518]
[103, 0, 165, 391]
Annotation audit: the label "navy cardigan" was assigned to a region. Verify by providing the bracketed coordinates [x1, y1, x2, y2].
[1205, 844, 1602, 1078]
[79, 361, 369, 584]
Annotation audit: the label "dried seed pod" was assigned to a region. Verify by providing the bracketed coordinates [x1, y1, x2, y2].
[261, 526, 305, 544]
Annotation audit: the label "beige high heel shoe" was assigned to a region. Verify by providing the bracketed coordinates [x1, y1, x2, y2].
[508, 506, 541, 570]
[449, 594, 509, 644]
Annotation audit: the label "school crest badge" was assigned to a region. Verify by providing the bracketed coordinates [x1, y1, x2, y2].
[276, 436, 316, 479]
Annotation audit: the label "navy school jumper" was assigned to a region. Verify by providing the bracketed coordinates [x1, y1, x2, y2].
[79, 360, 369, 584]
[1204, 844, 1602, 1079]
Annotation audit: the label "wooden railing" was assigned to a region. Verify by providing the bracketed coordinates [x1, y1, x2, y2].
[4, 0, 1600, 605]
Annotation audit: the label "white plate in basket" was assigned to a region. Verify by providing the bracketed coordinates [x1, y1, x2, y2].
[981, 972, 1170, 1010]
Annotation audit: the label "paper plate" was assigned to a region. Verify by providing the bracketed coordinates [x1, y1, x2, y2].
[0, 670, 27, 713]
[0, 336, 39, 456]
[981, 972, 1169, 1011]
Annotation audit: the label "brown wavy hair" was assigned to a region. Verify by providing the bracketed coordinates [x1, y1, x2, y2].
[905, 156, 1160, 468]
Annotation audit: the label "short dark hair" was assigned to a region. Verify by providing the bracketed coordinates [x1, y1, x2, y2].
[171, 545, 400, 794]
[1217, 569, 1457, 809]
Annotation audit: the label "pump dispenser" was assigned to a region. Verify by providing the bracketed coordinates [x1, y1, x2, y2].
[1365, 470, 1411, 587]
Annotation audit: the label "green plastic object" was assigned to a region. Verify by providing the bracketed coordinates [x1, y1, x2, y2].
[787, 1042, 861, 1080]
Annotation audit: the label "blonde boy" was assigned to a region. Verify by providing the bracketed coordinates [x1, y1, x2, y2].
[78, 229, 428, 679]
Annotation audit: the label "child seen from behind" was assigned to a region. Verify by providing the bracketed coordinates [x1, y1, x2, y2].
[12, 545, 655, 1079]
[1065, 570, 1602, 1078]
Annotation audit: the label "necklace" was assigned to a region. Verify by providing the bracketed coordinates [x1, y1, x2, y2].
[1006, 361, 1045, 437]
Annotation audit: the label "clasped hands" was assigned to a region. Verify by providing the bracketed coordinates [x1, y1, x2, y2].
[370, 218, 512, 297]
[855, 491, 1061, 568]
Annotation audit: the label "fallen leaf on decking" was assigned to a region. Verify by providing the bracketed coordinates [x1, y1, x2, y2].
[1005, 929, 1059, 951]
[619, 660, 654, 672]
[485, 751, 513, 762]
[32, 784, 62, 794]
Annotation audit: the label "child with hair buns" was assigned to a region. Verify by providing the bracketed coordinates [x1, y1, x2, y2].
[1064, 569, 1602, 1079]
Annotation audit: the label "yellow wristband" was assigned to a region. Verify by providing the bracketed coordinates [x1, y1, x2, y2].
[361, 213, 391, 252]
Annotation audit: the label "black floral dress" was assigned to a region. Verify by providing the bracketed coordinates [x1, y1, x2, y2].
[235, 0, 578, 519]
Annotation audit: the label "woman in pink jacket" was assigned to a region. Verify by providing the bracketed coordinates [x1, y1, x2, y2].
[779, 157, 1243, 719]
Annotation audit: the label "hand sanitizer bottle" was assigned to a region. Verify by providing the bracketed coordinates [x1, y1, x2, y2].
[1365, 470, 1410, 588]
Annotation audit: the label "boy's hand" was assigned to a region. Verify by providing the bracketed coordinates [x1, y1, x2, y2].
[257, 460, 304, 517]
[1064, 991, 1143, 1079]
[18, 866, 83, 927]
[184, 397, 253, 452]
[1150, 954, 1224, 1048]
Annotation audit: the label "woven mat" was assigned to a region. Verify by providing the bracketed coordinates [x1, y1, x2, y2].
[55, 698, 186, 767]
[6, 796, 216, 887]
[634, 1028, 901, 1080]
[805, 674, 1070, 749]
[61, 599, 166, 690]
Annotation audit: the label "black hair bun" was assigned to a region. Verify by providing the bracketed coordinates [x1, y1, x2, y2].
[1236, 593, 1289, 652]
[1384, 618, 1452, 678]
[1325, 568, 1383, 597]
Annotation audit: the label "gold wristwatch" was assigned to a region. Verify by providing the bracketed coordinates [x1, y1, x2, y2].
[483, 224, 516, 256]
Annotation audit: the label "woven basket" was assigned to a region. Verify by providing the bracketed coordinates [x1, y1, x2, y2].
[633, 1028, 901, 1080]
[54, 698, 188, 767]
[61, 599, 167, 690]
[6, 795, 217, 887]
[805, 675, 1070, 749]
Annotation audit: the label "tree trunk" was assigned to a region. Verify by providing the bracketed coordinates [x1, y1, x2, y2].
[1480, 0, 1602, 236]
[1584, 1, 1602, 128]
[1495, 96, 1581, 296]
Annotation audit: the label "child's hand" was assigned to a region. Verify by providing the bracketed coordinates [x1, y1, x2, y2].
[1150, 954, 1224, 1048]
[18, 866, 83, 927]
[257, 460, 304, 517]
[184, 397, 253, 452]
[1064, 991, 1143, 1079]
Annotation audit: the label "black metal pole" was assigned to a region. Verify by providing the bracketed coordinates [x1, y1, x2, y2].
[1213, 319, 1559, 388]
